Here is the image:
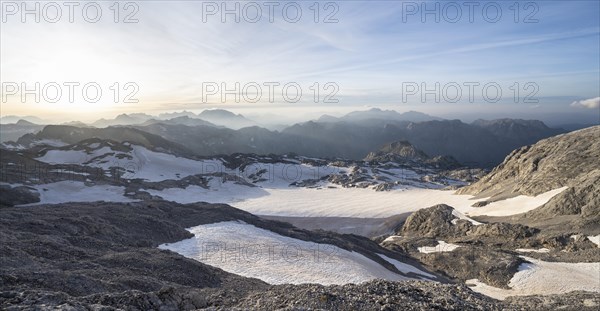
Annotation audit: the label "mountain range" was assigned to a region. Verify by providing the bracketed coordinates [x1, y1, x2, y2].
[3, 108, 570, 167]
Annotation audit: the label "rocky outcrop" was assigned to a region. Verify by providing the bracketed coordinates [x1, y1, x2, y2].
[400, 204, 538, 240]
[389, 205, 543, 288]
[385, 202, 600, 293]
[364, 141, 462, 170]
[529, 170, 600, 222]
[416, 246, 524, 288]
[365, 140, 429, 162]
[400, 204, 463, 238]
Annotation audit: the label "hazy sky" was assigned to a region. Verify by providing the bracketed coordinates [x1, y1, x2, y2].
[1, 0, 599, 124]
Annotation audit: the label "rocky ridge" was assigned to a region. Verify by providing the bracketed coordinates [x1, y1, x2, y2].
[457, 125, 600, 227]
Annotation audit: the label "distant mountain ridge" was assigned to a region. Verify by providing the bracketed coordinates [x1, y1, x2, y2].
[157, 110, 197, 120]
[4, 109, 569, 167]
[0, 115, 46, 124]
[471, 118, 564, 146]
[0, 120, 45, 143]
[140, 116, 219, 127]
[197, 109, 257, 129]
[92, 113, 154, 128]
[341, 108, 443, 123]
[82, 109, 256, 130]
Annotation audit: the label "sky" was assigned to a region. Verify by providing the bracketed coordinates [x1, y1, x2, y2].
[1, 0, 599, 124]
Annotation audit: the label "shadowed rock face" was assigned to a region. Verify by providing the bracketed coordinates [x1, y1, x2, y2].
[0, 185, 40, 206]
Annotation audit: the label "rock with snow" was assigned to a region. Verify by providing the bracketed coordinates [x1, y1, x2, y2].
[457, 126, 599, 223]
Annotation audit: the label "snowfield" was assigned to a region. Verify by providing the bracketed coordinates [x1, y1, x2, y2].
[140, 176, 568, 228]
[233, 187, 467, 218]
[144, 179, 269, 204]
[25, 147, 571, 245]
[32, 144, 568, 220]
[17, 144, 598, 299]
[230, 186, 567, 218]
[158, 221, 434, 285]
[466, 256, 600, 300]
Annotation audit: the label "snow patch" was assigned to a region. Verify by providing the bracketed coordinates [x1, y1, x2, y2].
[451, 209, 482, 225]
[37, 149, 88, 164]
[515, 248, 550, 253]
[377, 253, 436, 280]
[418, 241, 462, 254]
[159, 221, 422, 285]
[587, 235, 600, 248]
[127, 146, 221, 182]
[466, 256, 600, 300]
[382, 235, 403, 243]
[465, 187, 568, 217]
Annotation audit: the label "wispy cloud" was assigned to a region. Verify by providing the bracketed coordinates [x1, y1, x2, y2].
[0, 0, 599, 119]
[570, 97, 600, 109]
